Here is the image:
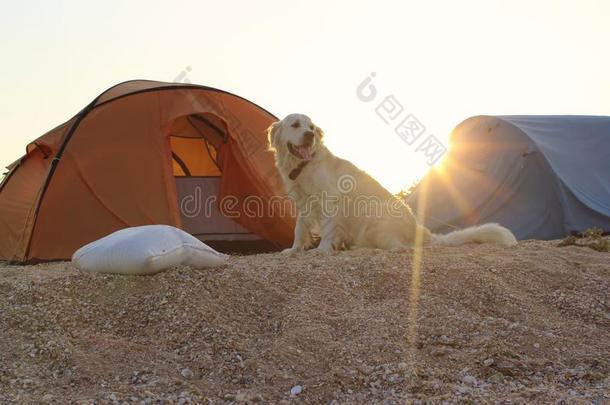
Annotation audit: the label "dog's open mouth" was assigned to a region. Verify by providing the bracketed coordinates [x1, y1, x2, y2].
[288, 142, 314, 161]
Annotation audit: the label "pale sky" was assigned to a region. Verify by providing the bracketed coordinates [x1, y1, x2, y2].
[1, 0, 609, 192]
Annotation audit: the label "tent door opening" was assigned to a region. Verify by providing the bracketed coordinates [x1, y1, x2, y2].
[169, 113, 262, 243]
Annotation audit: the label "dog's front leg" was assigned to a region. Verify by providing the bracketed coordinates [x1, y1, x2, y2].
[315, 215, 343, 252]
[282, 214, 312, 254]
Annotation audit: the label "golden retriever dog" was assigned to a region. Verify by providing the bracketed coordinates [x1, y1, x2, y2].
[267, 113, 517, 253]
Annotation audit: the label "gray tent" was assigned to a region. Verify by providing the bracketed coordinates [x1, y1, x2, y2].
[408, 115, 610, 240]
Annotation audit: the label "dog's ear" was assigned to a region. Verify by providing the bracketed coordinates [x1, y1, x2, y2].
[314, 125, 324, 141]
[266, 121, 281, 150]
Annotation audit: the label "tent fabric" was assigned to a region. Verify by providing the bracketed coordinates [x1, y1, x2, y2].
[0, 80, 295, 262]
[408, 115, 610, 240]
[175, 177, 259, 240]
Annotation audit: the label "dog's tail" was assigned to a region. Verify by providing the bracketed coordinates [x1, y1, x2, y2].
[431, 223, 517, 247]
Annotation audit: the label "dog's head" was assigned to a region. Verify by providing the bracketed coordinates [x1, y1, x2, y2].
[267, 113, 324, 161]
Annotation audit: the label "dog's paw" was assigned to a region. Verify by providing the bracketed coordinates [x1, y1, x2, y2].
[281, 247, 301, 255]
[311, 245, 335, 255]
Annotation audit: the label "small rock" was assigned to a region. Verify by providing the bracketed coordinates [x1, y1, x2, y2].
[462, 375, 477, 385]
[431, 347, 450, 357]
[357, 365, 374, 375]
[290, 385, 302, 396]
[387, 374, 401, 384]
[533, 343, 540, 349]
[235, 390, 249, 402]
[565, 368, 578, 377]
[488, 373, 504, 383]
[495, 360, 517, 376]
[397, 362, 407, 370]
[483, 358, 495, 367]
[42, 394, 54, 403]
[180, 368, 194, 379]
[369, 380, 381, 390]
[109, 393, 117, 401]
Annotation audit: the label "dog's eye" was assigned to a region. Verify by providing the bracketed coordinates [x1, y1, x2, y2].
[291, 121, 300, 128]
[309, 125, 314, 130]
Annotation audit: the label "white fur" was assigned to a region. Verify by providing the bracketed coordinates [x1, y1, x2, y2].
[431, 223, 517, 247]
[268, 113, 517, 253]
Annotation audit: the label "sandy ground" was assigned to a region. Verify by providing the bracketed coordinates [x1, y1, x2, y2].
[0, 240, 608, 404]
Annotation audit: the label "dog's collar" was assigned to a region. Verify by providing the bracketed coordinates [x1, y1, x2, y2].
[288, 153, 316, 180]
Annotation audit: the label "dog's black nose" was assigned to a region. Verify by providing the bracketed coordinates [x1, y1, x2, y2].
[303, 131, 314, 144]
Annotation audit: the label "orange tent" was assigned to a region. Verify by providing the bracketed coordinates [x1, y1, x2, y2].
[0, 80, 295, 263]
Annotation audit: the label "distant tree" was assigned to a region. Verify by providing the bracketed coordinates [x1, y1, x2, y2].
[395, 180, 421, 202]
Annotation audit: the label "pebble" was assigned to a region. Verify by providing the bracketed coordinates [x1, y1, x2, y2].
[488, 373, 504, 383]
[387, 374, 401, 384]
[462, 375, 477, 385]
[431, 347, 450, 357]
[235, 391, 248, 402]
[290, 385, 302, 396]
[180, 368, 194, 379]
[357, 365, 374, 375]
[483, 358, 495, 366]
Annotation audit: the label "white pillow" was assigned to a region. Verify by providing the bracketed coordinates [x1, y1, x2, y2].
[72, 225, 227, 275]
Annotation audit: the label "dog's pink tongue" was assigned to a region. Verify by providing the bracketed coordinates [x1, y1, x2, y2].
[298, 146, 313, 161]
